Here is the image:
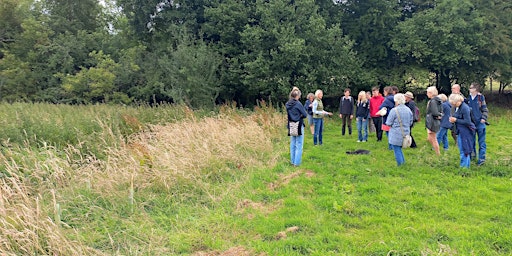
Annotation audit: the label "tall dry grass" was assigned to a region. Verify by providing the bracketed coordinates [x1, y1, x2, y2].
[0, 104, 285, 254]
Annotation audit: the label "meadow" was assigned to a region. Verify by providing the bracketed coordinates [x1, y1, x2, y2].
[0, 102, 510, 255]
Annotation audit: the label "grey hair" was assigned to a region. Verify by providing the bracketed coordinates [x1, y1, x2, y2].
[426, 86, 438, 96]
[448, 93, 464, 105]
[314, 89, 323, 98]
[394, 93, 406, 105]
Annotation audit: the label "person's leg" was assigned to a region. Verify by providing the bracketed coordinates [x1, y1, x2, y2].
[428, 130, 440, 155]
[392, 144, 405, 166]
[451, 128, 458, 146]
[313, 118, 320, 145]
[476, 123, 486, 164]
[362, 119, 368, 141]
[373, 117, 382, 141]
[348, 116, 352, 135]
[308, 115, 314, 135]
[290, 135, 296, 164]
[410, 125, 417, 148]
[458, 136, 470, 168]
[341, 115, 347, 135]
[318, 118, 324, 145]
[356, 118, 362, 141]
[293, 127, 305, 166]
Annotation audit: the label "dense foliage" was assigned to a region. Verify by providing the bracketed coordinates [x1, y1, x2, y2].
[1, 0, 511, 106]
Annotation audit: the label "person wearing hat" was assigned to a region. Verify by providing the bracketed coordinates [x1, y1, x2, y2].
[404, 91, 418, 148]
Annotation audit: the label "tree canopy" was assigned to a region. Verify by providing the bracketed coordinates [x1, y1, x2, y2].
[0, 0, 511, 107]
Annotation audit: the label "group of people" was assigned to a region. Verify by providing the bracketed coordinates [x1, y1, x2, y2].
[286, 83, 488, 168]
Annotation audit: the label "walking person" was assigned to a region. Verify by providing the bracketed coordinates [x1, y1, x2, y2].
[286, 88, 308, 167]
[404, 91, 418, 148]
[370, 86, 385, 141]
[355, 91, 370, 142]
[425, 86, 443, 155]
[304, 93, 316, 135]
[312, 90, 333, 145]
[449, 93, 476, 168]
[339, 88, 354, 136]
[385, 93, 413, 166]
[468, 82, 489, 166]
[436, 94, 452, 151]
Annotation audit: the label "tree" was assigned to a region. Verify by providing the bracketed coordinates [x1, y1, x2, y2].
[392, 0, 487, 93]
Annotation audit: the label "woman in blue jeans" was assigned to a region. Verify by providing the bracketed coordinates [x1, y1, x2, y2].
[385, 93, 413, 166]
[286, 88, 308, 166]
[311, 90, 333, 146]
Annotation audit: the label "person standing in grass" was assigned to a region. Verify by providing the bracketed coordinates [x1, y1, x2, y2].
[312, 90, 333, 146]
[404, 91, 418, 148]
[355, 91, 370, 142]
[339, 88, 354, 136]
[370, 86, 385, 141]
[286, 88, 308, 167]
[303, 93, 315, 135]
[385, 93, 413, 166]
[450, 84, 465, 145]
[377, 86, 397, 149]
[449, 93, 476, 168]
[425, 86, 443, 155]
[468, 82, 489, 166]
[436, 94, 452, 151]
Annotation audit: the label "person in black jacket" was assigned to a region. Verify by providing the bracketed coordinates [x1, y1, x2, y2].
[286, 88, 308, 167]
[339, 88, 354, 136]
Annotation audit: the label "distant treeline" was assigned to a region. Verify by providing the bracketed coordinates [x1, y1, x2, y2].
[1, 0, 511, 108]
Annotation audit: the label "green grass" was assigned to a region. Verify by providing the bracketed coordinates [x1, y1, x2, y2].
[0, 102, 510, 255]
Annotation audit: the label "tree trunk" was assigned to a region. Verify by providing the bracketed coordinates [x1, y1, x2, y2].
[439, 69, 451, 94]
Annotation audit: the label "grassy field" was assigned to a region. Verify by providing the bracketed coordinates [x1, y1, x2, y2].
[0, 102, 510, 255]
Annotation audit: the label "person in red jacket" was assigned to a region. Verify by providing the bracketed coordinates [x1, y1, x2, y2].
[369, 86, 385, 141]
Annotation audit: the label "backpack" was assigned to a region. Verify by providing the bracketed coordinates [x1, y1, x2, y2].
[413, 106, 420, 122]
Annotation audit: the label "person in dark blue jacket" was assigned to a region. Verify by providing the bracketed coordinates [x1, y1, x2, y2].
[377, 86, 396, 149]
[436, 94, 453, 151]
[286, 88, 308, 167]
[449, 94, 476, 168]
[468, 82, 489, 166]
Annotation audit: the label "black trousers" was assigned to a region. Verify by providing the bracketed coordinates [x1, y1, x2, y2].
[372, 116, 383, 141]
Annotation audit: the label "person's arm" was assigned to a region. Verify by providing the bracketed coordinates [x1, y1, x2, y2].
[299, 104, 308, 118]
[456, 107, 472, 126]
[479, 94, 489, 122]
[385, 109, 396, 126]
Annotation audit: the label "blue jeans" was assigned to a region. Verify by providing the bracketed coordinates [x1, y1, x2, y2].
[290, 126, 305, 166]
[391, 144, 405, 166]
[458, 136, 471, 168]
[473, 122, 486, 163]
[313, 118, 324, 145]
[356, 117, 368, 141]
[437, 127, 449, 150]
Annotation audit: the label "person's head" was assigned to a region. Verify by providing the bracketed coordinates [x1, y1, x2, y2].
[437, 93, 447, 102]
[384, 86, 393, 96]
[307, 93, 315, 101]
[394, 93, 406, 105]
[315, 89, 323, 99]
[469, 82, 481, 95]
[451, 84, 461, 94]
[344, 88, 351, 96]
[358, 91, 366, 102]
[289, 87, 301, 99]
[372, 86, 380, 96]
[404, 91, 414, 102]
[391, 86, 399, 94]
[366, 91, 371, 99]
[449, 93, 464, 107]
[426, 86, 438, 99]
[290, 89, 301, 99]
